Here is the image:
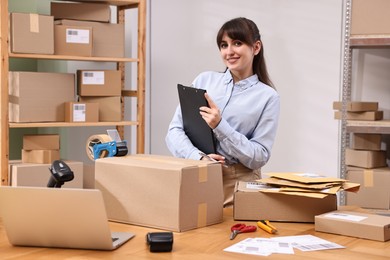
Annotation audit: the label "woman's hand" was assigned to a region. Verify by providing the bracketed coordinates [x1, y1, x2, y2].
[199, 93, 221, 129]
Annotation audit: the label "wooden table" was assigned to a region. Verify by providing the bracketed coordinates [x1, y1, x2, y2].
[1, 208, 390, 259]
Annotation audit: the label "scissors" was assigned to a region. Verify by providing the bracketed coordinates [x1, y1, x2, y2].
[230, 223, 257, 240]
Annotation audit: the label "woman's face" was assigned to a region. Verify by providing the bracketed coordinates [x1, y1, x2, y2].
[219, 33, 260, 81]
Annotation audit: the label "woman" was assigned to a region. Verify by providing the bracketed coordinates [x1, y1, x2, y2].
[166, 17, 280, 207]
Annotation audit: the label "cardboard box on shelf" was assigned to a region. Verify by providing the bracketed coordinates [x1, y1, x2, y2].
[345, 148, 387, 168]
[58, 19, 124, 57]
[77, 70, 121, 96]
[351, 0, 390, 35]
[51, 2, 111, 23]
[10, 12, 54, 54]
[95, 154, 224, 232]
[54, 24, 93, 56]
[346, 167, 390, 209]
[64, 102, 99, 122]
[233, 181, 337, 222]
[315, 210, 390, 242]
[21, 149, 60, 164]
[332, 101, 378, 112]
[351, 133, 382, 151]
[334, 111, 383, 121]
[23, 134, 60, 150]
[8, 71, 75, 123]
[9, 161, 83, 188]
[79, 96, 121, 122]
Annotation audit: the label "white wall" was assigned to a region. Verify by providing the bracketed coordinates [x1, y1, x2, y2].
[150, 0, 343, 177]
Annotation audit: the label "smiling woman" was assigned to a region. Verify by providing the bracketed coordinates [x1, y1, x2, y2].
[166, 17, 280, 207]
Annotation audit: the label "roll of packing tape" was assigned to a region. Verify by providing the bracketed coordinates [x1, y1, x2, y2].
[86, 134, 113, 161]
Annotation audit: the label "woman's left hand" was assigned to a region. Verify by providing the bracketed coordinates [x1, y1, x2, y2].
[199, 93, 221, 129]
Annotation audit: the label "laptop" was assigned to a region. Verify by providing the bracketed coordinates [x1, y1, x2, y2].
[0, 186, 135, 250]
[177, 84, 216, 154]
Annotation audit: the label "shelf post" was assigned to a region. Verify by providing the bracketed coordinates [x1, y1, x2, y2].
[0, 0, 9, 185]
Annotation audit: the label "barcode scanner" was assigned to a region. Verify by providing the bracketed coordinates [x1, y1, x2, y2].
[47, 160, 74, 188]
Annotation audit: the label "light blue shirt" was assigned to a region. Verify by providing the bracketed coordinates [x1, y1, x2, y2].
[166, 70, 280, 170]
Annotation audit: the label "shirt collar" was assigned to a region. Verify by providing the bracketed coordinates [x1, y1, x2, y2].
[223, 70, 260, 89]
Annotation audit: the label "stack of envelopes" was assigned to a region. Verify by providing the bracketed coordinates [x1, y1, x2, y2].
[257, 172, 360, 198]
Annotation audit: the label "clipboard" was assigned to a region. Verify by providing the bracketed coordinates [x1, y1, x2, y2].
[177, 84, 216, 154]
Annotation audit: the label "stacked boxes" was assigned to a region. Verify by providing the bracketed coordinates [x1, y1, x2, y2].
[333, 102, 390, 209]
[21, 134, 60, 164]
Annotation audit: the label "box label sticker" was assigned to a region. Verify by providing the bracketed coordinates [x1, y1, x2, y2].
[82, 71, 105, 85]
[323, 212, 367, 222]
[66, 29, 90, 44]
[72, 104, 86, 122]
[246, 182, 269, 190]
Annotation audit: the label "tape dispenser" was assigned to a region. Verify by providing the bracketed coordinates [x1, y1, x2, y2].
[86, 129, 128, 160]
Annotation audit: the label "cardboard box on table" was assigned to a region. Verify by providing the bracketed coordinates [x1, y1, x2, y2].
[9, 161, 83, 188]
[233, 181, 337, 222]
[95, 154, 224, 232]
[10, 12, 54, 54]
[315, 210, 390, 242]
[346, 167, 390, 209]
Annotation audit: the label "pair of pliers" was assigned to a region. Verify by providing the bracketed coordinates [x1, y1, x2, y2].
[230, 223, 257, 240]
[257, 220, 278, 234]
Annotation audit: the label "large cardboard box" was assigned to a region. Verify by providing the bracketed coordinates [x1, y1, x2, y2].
[58, 19, 124, 57]
[8, 71, 75, 122]
[333, 101, 378, 112]
[54, 24, 93, 56]
[21, 149, 60, 164]
[315, 210, 390, 241]
[23, 134, 60, 150]
[233, 181, 337, 222]
[345, 148, 387, 168]
[77, 70, 121, 96]
[346, 167, 390, 209]
[351, 0, 390, 35]
[51, 2, 111, 23]
[9, 161, 83, 188]
[79, 96, 121, 122]
[10, 12, 54, 54]
[351, 133, 381, 151]
[95, 154, 224, 232]
[65, 102, 99, 122]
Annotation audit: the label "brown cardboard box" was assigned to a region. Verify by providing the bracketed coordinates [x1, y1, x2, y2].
[9, 161, 83, 188]
[77, 70, 121, 96]
[333, 101, 378, 112]
[345, 148, 387, 168]
[346, 167, 390, 209]
[351, 133, 382, 151]
[65, 102, 99, 122]
[79, 96, 121, 122]
[351, 0, 390, 35]
[95, 154, 224, 232]
[10, 13, 54, 54]
[54, 24, 93, 56]
[58, 19, 124, 57]
[8, 71, 75, 122]
[51, 2, 111, 23]
[21, 149, 60, 164]
[233, 181, 337, 222]
[334, 111, 383, 121]
[315, 210, 390, 241]
[23, 134, 60, 150]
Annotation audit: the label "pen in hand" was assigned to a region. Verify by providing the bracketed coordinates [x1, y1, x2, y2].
[199, 152, 217, 162]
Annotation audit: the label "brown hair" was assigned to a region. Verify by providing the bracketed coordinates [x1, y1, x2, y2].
[216, 17, 275, 89]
